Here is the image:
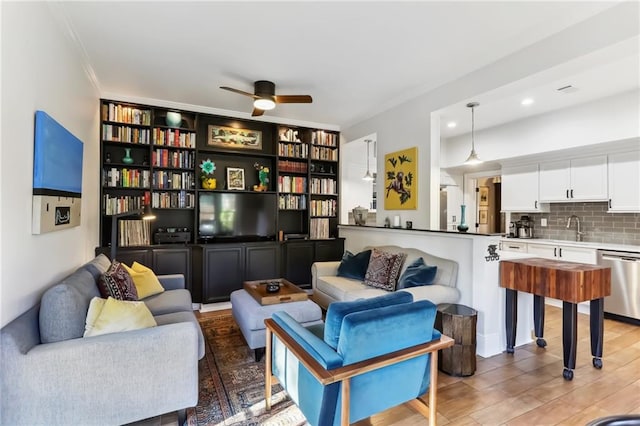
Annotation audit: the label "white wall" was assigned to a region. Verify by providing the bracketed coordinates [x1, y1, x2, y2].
[340, 138, 376, 223]
[342, 2, 639, 229]
[441, 90, 640, 167]
[1, 2, 100, 326]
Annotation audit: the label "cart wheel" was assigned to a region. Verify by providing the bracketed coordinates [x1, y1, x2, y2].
[563, 368, 574, 381]
[536, 338, 547, 348]
[593, 357, 603, 369]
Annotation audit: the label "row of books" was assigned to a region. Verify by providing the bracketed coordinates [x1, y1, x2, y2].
[310, 218, 330, 239]
[278, 176, 307, 193]
[103, 168, 151, 188]
[153, 129, 196, 148]
[118, 219, 151, 247]
[102, 124, 150, 144]
[103, 193, 148, 215]
[310, 146, 338, 161]
[278, 160, 308, 173]
[310, 178, 337, 195]
[278, 128, 302, 142]
[152, 149, 195, 169]
[310, 199, 337, 217]
[151, 191, 195, 209]
[278, 142, 308, 158]
[153, 171, 195, 190]
[103, 103, 151, 126]
[312, 131, 337, 147]
[278, 194, 307, 210]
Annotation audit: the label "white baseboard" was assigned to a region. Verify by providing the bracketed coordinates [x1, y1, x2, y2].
[199, 302, 232, 313]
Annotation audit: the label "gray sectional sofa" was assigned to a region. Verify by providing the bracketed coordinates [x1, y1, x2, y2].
[0, 254, 204, 425]
[312, 245, 460, 309]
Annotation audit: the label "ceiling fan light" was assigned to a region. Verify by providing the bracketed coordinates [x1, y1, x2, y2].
[254, 98, 275, 110]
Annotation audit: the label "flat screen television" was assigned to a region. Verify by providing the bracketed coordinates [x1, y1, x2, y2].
[198, 192, 277, 242]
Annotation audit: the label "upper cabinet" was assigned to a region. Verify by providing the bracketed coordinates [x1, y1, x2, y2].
[501, 164, 549, 212]
[539, 155, 607, 202]
[608, 150, 640, 212]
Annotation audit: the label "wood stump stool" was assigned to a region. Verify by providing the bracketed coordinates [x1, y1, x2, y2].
[435, 303, 477, 376]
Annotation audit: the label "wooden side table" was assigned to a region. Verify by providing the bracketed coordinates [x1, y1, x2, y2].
[435, 303, 478, 376]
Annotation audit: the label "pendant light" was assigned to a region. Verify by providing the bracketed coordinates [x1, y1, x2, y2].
[362, 139, 374, 181]
[464, 102, 483, 165]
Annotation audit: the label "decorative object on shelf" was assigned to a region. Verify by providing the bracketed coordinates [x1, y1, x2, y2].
[165, 111, 182, 128]
[352, 206, 368, 226]
[142, 153, 149, 166]
[122, 148, 134, 164]
[384, 217, 391, 227]
[463, 102, 483, 165]
[457, 205, 469, 232]
[208, 124, 262, 150]
[105, 152, 111, 164]
[406, 221, 413, 229]
[264, 281, 281, 293]
[253, 162, 270, 191]
[362, 139, 374, 181]
[226, 167, 245, 190]
[199, 159, 217, 190]
[384, 147, 417, 210]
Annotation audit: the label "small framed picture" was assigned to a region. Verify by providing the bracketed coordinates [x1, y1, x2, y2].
[226, 167, 245, 190]
[479, 209, 488, 224]
[479, 186, 489, 206]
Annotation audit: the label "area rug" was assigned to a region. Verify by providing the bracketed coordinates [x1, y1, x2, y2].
[186, 313, 309, 426]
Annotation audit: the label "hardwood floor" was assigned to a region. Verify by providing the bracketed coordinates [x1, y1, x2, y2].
[355, 306, 640, 425]
[200, 305, 639, 425]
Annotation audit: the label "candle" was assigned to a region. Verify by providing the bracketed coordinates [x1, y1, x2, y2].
[393, 215, 400, 227]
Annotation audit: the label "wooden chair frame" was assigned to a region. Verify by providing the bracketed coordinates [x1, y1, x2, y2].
[265, 318, 454, 425]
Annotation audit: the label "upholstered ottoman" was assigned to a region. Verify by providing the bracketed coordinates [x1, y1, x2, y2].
[230, 289, 323, 360]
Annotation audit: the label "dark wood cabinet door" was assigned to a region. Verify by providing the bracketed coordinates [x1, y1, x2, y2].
[282, 241, 315, 288]
[315, 239, 345, 262]
[202, 245, 244, 303]
[152, 247, 191, 292]
[245, 243, 279, 281]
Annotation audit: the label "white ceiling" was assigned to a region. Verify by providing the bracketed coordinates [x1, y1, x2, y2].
[55, 1, 629, 130]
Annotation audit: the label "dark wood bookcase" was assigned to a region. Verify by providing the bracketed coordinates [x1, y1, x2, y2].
[98, 99, 343, 301]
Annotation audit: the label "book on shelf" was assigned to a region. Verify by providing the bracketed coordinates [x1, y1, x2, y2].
[118, 219, 151, 247]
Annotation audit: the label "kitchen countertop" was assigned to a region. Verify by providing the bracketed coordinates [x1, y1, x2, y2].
[500, 238, 640, 253]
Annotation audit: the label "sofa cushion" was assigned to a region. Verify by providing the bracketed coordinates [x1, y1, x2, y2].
[122, 262, 165, 299]
[337, 250, 371, 280]
[153, 311, 206, 359]
[364, 248, 407, 291]
[81, 253, 112, 280]
[39, 268, 101, 343]
[324, 292, 413, 349]
[143, 289, 192, 315]
[316, 275, 368, 301]
[397, 257, 438, 289]
[98, 261, 138, 301]
[84, 297, 156, 337]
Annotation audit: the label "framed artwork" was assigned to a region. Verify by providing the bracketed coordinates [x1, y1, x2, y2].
[226, 167, 245, 190]
[208, 125, 262, 150]
[384, 147, 417, 210]
[479, 209, 488, 224]
[479, 186, 489, 206]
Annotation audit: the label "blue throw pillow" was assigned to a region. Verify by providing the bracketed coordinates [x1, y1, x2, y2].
[337, 250, 372, 280]
[397, 257, 438, 289]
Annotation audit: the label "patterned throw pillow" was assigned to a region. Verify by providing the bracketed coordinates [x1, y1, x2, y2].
[364, 248, 407, 291]
[97, 261, 138, 301]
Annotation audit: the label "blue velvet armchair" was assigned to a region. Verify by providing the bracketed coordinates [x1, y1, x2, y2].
[264, 292, 454, 425]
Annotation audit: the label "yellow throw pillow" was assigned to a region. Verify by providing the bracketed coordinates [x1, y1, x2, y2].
[122, 262, 165, 299]
[84, 296, 157, 337]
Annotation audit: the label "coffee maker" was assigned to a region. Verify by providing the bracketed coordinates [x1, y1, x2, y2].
[516, 215, 533, 238]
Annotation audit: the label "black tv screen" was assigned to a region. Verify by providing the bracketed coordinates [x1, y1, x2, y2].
[198, 192, 276, 241]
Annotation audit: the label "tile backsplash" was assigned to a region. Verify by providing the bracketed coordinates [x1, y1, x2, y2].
[512, 202, 640, 246]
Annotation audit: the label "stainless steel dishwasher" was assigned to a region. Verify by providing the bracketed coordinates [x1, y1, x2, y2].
[597, 250, 640, 324]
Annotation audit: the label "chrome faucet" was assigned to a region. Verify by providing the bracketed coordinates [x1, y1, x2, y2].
[566, 215, 584, 241]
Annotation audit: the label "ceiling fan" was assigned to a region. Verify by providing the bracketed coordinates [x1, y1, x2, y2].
[220, 80, 312, 117]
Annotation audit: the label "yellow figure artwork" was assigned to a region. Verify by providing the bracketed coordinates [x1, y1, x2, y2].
[384, 147, 417, 210]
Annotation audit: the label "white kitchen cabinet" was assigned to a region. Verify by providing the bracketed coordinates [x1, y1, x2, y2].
[500, 240, 528, 253]
[539, 155, 607, 202]
[501, 164, 549, 212]
[608, 150, 640, 212]
[527, 242, 597, 264]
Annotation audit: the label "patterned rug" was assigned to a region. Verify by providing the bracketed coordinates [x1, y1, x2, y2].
[186, 313, 308, 426]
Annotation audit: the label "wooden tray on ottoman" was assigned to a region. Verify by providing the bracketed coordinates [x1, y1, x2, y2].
[243, 278, 308, 305]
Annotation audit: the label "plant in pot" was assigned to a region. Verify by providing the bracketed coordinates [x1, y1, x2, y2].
[200, 159, 217, 189]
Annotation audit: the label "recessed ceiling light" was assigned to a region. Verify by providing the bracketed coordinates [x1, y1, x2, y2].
[521, 98, 534, 106]
[447, 121, 457, 128]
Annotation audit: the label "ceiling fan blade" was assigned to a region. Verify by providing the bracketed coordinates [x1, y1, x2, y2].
[274, 95, 313, 104]
[251, 108, 265, 117]
[220, 86, 259, 99]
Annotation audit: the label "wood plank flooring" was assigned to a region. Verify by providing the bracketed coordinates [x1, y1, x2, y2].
[201, 305, 639, 425]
